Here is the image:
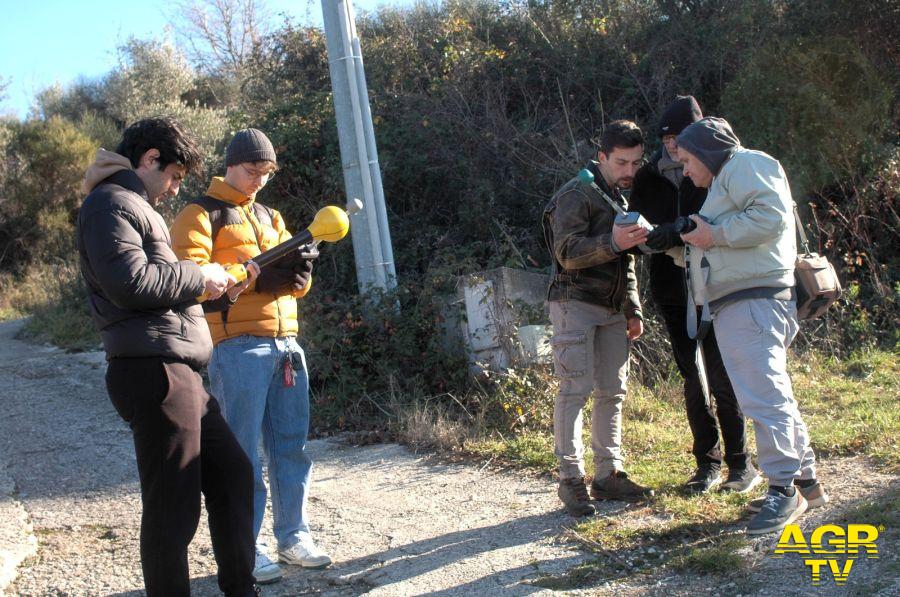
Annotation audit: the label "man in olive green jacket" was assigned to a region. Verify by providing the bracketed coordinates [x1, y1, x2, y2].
[542, 120, 654, 517]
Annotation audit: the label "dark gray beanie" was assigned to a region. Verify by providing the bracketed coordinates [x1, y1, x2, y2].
[225, 128, 276, 166]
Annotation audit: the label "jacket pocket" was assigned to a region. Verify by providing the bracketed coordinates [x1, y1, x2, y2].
[550, 331, 587, 379]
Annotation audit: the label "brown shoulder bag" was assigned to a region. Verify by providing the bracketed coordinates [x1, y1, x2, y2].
[794, 206, 842, 320]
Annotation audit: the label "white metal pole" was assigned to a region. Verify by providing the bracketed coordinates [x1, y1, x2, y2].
[350, 35, 397, 288]
[336, 0, 387, 290]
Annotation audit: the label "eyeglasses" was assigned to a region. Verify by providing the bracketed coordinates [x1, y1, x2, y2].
[239, 164, 277, 180]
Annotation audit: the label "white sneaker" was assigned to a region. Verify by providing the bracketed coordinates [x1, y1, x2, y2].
[254, 550, 284, 584]
[278, 535, 332, 569]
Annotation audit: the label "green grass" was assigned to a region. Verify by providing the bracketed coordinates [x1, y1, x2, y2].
[835, 488, 900, 528]
[464, 346, 899, 586]
[464, 431, 557, 470]
[794, 348, 899, 468]
[0, 306, 27, 320]
[0, 263, 100, 350]
[670, 535, 750, 574]
[20, 299, 99, 351]
[531, 560, 617, 590]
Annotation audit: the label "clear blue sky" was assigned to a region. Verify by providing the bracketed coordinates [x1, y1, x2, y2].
[0, 0, 416, 119]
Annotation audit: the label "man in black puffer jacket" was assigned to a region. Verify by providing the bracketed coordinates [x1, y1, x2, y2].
[77, 117, 258, 596]
[630, 96, 759, 495]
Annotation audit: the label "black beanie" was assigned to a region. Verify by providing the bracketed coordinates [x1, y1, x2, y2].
[658, 95, 703, 137]
[225, 128, 276, 166]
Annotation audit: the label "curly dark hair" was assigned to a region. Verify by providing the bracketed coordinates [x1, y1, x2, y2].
[598, 120, 644, 155]
[115, 116, 204, 176]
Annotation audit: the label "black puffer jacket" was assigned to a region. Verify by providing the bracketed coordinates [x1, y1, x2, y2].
[542, 161, 641, 318]
[629, 150, 707, 306]
[77, 169, 213, 369]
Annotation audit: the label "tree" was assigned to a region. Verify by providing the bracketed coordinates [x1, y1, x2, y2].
[168, 0, 273, 106]
[0, 117, 95, 270]
[103, 39, 228, 167]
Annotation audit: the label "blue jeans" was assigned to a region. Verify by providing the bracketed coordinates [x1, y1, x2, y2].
[209, 335, 312, 550]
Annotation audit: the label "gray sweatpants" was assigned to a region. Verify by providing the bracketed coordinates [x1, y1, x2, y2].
[549, 300, 629, 480]
[712, 298, 816, 487]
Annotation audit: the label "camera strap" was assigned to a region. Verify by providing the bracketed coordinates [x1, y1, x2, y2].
[685, 245, 712, 341]
[685, 245, 713, 407]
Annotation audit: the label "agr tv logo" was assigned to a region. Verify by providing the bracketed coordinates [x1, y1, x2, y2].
[774, 523, 882, 585]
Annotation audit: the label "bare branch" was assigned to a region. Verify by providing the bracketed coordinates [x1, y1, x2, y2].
[168, 0, 272, 76]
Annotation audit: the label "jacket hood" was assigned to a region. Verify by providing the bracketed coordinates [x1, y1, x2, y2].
[206, 176, 255, 206]
[676, 117, 741, 177]
[81, 149, 133, 194]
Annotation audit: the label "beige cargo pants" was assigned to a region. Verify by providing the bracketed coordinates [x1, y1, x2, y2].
[549, 300, 629, 480]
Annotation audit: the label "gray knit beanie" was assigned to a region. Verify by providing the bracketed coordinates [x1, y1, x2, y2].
[676, 117, 741, 176]
[225, 128, 276, 166]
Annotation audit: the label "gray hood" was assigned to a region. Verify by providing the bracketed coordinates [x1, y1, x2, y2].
[676, 117, 741, 176]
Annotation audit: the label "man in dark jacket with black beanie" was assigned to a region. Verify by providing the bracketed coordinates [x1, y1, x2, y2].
[77, 117, 258, 596]
[630, 96, 759, 494]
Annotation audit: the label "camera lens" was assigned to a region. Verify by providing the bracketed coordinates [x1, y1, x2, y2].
[674, 216, 697, 234]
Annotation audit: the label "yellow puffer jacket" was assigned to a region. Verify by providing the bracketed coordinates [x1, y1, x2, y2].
[170, 177, 311, 345]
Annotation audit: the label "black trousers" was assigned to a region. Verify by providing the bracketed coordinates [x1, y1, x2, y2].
[106, 357, 256, 596]
[658, 304, 750, 470]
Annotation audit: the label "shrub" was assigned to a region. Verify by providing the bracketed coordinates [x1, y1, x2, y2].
[0, 117, 94, 272]
[722, 37, 892, 195]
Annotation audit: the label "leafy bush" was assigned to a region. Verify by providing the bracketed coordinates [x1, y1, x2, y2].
[0, 117, 94, 272]
[723, 37, 892, 194]
[298, 279, 472, 432]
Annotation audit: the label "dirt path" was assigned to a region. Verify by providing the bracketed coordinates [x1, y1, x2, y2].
[0, 320, 587, 596]
[0, 318, 897, 596]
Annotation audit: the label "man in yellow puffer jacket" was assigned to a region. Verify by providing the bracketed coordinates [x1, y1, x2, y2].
[171, 129, 330, 584]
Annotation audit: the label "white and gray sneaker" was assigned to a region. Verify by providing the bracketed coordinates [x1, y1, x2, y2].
[748, 481, 829, 512]
[254, 549, 284, 584]
[746, 488, 808, 535]
[279, 535, 332, 569]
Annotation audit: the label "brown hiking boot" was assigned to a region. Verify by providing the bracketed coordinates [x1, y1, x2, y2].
[558, 477, 596, 517]
[590, 470, 655, 502]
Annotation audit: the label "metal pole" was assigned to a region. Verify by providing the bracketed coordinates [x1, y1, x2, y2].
[350, 36, 396, 288]
[336, 0, 386, 290]
[321, 0, 396, 293]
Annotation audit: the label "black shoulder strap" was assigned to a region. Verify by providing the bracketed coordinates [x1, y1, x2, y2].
[252, 202, 276, 228]
[190, 196, 230, 243]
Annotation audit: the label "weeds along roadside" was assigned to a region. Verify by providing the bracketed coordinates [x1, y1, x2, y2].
[9, 260, 896, 474]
